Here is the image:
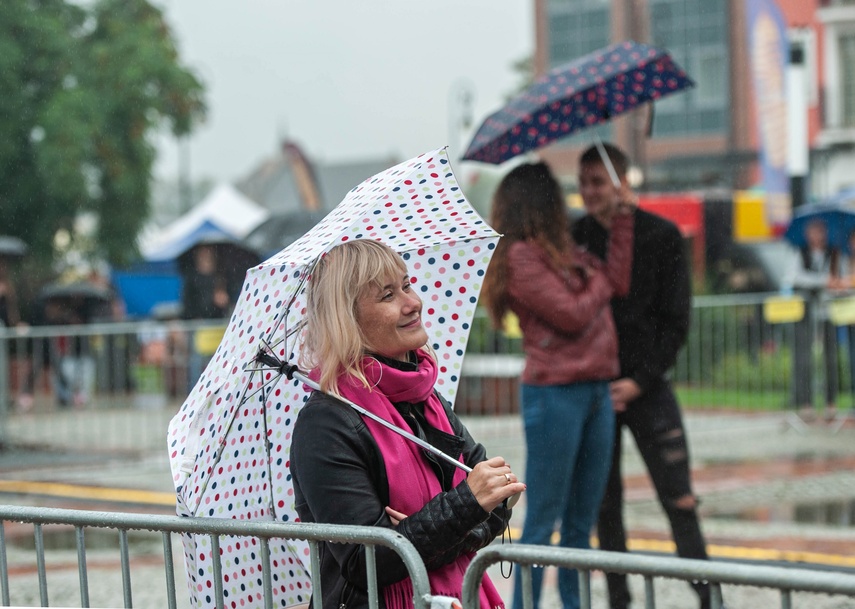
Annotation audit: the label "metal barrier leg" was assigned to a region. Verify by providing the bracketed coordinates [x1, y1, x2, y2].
[310, 540, 323, 609]
[34, 524, 48, 607]
[521, 565, 534, 609]
[710, 582, 723, 609]
[578, 568, 591, 609]
[162, 531, 178, 609]
[643, 575, 655, 609]
[261, 538, 274, 609]
[75, 526, 90, 608]
[119, 529, 133, 608]
[0, 524, 9, 606]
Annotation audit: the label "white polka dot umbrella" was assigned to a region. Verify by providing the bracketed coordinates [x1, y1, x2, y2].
[167, 147, 500, 609]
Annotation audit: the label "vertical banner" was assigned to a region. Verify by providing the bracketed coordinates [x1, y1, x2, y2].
[745, 0, 791, 228]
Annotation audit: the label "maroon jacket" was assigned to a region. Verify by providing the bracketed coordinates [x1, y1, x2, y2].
[506, 212, 633, 386]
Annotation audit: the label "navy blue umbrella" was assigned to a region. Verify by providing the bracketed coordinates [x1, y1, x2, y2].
[462, 40, 694, 165]
[784, 202, 855, 252]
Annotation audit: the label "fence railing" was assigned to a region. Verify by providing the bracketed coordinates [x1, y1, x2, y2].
[459, 290, 855, 416]
[0, 504, 432, 609]
[2, 290, 854, 451]
[462, 544, 855, 609]
[3, 505, 855, 609]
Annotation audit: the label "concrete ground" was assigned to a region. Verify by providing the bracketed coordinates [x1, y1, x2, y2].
[1, 407, 855, 607]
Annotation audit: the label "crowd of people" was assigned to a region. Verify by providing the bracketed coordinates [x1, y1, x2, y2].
[786, 216, 855, 418]
[286, 142, 717, 609]
[0, 241, 242, 411]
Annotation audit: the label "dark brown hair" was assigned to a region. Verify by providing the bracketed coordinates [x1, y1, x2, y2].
[482, 162, 572, 328]
[579, 142, 630, 178]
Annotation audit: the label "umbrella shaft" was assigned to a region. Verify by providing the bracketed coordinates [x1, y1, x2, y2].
[293, 370, 473, 474]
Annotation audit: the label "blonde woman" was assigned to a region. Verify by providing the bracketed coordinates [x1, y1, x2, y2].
[291, 239, 525, 609]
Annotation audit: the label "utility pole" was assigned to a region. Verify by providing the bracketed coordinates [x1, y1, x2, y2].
[178, 136, 192, 214]
[787, 39, 809, 209]
[624, 0, 650, 183]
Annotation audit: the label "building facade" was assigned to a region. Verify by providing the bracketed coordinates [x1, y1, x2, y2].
[534, 0, 855, 206]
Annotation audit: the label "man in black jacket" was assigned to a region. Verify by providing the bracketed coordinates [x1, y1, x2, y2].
[572, 143, 714, 609]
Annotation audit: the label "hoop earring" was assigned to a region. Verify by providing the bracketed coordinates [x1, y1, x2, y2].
[365, 356, 383, 390]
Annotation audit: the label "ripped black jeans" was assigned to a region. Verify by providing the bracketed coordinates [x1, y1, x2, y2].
[597, 380, 712, 609]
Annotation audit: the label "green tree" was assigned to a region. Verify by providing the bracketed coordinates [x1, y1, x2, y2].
[0, 0, 205, 266]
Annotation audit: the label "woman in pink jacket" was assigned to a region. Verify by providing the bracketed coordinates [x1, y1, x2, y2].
[482, 162, 633, 609]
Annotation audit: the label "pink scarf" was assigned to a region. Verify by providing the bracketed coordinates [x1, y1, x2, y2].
[330, 349, 504, 609]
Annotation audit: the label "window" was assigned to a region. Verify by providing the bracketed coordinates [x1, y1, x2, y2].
[547, 4, 609, 67]
[840, 33, 855, 126]
[648, 0, 730, 135]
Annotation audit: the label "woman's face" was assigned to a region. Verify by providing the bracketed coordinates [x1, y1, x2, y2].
[356, 270, 427, 361]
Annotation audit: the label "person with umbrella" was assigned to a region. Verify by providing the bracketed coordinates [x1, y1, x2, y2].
[783, 218, 841, 415]
[572, 142, 716, 609]
[481, 162, 633, 609]
[290, 239, 524, 609]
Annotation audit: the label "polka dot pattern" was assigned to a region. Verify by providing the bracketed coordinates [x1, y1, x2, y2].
[462, 41, 694, 164]
[167, 147, 500, 608]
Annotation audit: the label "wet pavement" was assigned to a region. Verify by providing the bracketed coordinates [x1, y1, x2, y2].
[1, 407, 855, 607]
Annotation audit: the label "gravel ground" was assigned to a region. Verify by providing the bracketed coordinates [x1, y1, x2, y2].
[3, 411, 855, 607]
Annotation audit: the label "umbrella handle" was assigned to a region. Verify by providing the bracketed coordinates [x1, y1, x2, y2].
[593, 134, 622, 188]
[289, 368, 474, 475]
[257, 353, 522, 506]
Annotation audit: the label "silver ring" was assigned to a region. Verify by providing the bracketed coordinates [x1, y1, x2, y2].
[504, 473, 512, 484]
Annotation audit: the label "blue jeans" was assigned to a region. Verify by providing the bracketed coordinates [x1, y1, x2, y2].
[512, 381, 615, 609]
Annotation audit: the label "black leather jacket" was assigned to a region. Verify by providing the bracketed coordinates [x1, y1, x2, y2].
[290, 390, 510, 609]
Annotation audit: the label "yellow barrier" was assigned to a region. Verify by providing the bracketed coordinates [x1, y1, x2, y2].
[193, 326, 226, 356]
[762, 295, 805, 324]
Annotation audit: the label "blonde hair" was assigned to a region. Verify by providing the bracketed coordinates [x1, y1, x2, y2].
[300, 239, 417, 395]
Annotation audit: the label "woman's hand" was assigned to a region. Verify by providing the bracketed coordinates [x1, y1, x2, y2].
[465, 456, 525, 513]
[385, 506, 408, 526]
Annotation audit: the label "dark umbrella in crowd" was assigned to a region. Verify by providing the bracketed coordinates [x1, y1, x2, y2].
[38, 281, 114, 324]
[176, 236, 262, 311]
[0, 236, 28, 259]
[784, 202, 855, 253]
[462, 40, 694, 173]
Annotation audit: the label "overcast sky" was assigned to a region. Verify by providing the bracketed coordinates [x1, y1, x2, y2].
[153, 1, 533, 184]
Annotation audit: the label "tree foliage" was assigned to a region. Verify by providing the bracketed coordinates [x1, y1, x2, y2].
[0, 0, 205, 266]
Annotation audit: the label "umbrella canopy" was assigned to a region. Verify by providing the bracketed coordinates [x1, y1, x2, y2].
[167, 147, 500, 609]
[40, 281, 113, 302]
[0, 236, 28, 259]
[38, 281, 115, 324]
[462, 40, 694, 165]
[242, 210, 327, 259]
[176, 237, 262, 302]
[784, 202, 855, 252]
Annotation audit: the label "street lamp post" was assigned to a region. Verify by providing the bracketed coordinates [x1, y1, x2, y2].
[448, 79, 475, 162]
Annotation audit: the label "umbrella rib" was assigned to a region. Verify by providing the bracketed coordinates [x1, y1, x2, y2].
[191, 367, 282, 514]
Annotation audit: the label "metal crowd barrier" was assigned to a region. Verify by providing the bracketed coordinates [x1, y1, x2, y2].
[0, 505, 432, 609]
[462, 544, 855, 609]
[3, 290, 855, 450]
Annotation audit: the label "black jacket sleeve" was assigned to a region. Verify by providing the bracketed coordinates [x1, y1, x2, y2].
[631, 222, 691, 392]
[290, 394, 495, 588]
